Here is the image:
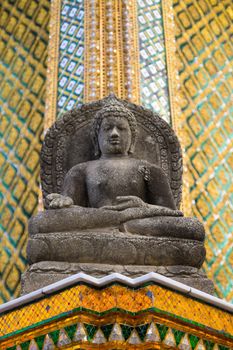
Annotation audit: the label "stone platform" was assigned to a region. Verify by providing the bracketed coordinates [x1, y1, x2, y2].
[21, 262, 214, 295]
[27, 230, 206, 267]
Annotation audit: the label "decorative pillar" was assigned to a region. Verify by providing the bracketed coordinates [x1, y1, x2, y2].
[84, 0, 140, 103]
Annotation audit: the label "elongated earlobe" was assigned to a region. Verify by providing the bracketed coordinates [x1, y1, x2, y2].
[129, 143, 135, 154]
[93, 143, 100, 158]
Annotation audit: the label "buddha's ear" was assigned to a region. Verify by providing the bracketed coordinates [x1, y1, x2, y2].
[129, 140, 136, 154]
[90, 128, 100, 158]
[94, 144, 100, 158]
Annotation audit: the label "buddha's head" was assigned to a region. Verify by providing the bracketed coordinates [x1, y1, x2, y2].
[91, 96, 137, 157]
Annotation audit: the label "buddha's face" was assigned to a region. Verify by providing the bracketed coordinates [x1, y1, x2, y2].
[98, 116, 132, 156]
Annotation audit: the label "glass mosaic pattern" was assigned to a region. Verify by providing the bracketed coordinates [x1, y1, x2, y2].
[2, 322, 232, 349]
[137, 0, 171, 123]
[174, 0, 233, 302]
[0, 283, 232, 349]
[57, 0, 84, 117]
[0, 0, 50, 303]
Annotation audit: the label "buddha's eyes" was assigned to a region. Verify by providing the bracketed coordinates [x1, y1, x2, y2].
[103, 125, 126, 131]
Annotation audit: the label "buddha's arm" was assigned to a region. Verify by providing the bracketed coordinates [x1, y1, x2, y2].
[147, 165, 176, 210]
[62, 164, 88, 206]
[102, 195, 182, 217]
[47, 164, 88, 209]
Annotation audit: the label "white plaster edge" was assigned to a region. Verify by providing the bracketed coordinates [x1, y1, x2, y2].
[0, 272, 232, 314]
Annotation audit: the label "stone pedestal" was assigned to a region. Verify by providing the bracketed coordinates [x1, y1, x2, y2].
[23, 213, 214, 295]
[27, 230, 206, 267]
[21, 261, 214, 295]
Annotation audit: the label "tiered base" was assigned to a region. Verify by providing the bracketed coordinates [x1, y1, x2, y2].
[21, 262, 214, 295]
[2, 275, 232, 350]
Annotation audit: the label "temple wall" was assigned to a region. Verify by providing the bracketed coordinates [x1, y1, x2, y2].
[0, 0, 50, 302]
[0, 0, 232, 303]
[174, 0, 232, 300]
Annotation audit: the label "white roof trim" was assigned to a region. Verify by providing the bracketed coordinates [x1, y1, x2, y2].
[0, 272, 232, 314]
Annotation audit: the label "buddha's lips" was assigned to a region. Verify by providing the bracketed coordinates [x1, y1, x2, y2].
[109, 139, 120, 145]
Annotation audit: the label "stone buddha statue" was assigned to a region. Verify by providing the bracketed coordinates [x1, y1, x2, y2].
[22, 95, 214, 294]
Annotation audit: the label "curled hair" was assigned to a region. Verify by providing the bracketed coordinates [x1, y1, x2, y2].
[91, 104, 138, 157]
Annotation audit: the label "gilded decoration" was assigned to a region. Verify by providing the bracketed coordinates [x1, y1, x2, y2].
[0, 0, 50, 303]
[0, 283, 232, 349]
[174, 0, 233, 301]
[84, 0, 140, 103]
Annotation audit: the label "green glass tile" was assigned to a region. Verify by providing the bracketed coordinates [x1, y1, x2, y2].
[21, 341, 30, 350]
[219, 345, 229, 350]
[100, 324, 113, 340]
[204, 340, 215, 350]
[49, 329, 60, 346]
[135, 324, 149, 341]
[35, 335, 46, 350]
[120, 324, 134, 341]
[138, 0, 171, 122]
[84, 323, 98, 341]
[189, 334, 200, 350]
[64, 324, 77, 341]
[172, 329, 185, 345]
[57, 1, 84, 117]
[156, 323, 169, 341]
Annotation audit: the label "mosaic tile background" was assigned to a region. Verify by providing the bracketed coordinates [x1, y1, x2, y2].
[0, 0, 50, 303]
[138, 0, 171, 123]
[174, 0, 233, 302]
[57, 0, 84, 117]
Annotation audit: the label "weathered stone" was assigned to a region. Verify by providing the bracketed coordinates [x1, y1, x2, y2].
[22, 95, 214, 295]
[27, 230, 205, 267]
[29, 207, 204, 240]
[123, 216, 205, 240]
[21, 262, 214, 295]
[40, 95, 183, 208]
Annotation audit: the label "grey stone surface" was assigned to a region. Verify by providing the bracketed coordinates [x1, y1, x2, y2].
[46, 96, 179, 213]
[29, 207, 204, 240]
[21, 262, 214, 295]
[27, 230, 206, 267]
[41, 94, 183, 208]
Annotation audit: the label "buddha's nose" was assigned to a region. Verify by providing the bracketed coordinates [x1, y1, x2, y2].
[110, 126, 119, 138]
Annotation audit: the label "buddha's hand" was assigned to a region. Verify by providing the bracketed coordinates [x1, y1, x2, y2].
[46, 193, 74, 209]
[102, 196, 147, 211]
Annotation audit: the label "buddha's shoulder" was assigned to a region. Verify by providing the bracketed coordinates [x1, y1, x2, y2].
[67, 159, 104, 174]
[135, 159, 163, 171]
[65, 161, 91, 177]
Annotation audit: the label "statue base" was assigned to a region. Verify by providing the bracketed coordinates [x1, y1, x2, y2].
[27, 228, 206, 267]
[21, 262, 214, 295]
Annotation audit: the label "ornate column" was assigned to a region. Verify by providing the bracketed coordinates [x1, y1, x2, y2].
[84, 0, 140, 103]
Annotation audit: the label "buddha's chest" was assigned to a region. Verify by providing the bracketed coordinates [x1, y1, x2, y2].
[85, 161, 146, 206]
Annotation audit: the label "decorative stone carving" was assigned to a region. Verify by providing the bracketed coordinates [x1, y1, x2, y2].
[22, 95, 214, 294]
[40, 94, 182, 208]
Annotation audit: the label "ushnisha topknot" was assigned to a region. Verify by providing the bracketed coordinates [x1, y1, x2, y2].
[91, 94, 138, 157]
